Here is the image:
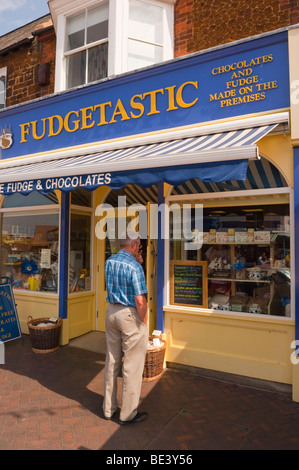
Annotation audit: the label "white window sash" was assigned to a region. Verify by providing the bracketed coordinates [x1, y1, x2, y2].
[54, 0, 174, 93]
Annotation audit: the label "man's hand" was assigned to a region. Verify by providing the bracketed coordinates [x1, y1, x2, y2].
[134, 294, 147, 325]
[135, 247, 143, 264]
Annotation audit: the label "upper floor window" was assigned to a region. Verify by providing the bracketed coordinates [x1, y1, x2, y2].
[128, 0, 163, 71]
[52, 0, 174, 92]
[65, 4, 108, 89]
[0, 67, 7, 109]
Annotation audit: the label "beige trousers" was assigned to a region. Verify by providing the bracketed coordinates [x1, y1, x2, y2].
[103, 303, 148, 422]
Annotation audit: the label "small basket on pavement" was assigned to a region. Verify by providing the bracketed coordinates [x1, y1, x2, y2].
[143, 335, 166, 382]
[27, 316, 62, 354]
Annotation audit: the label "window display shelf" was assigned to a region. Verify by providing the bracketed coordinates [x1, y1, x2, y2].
[3, 261, 22, 266]
[208, 277, 271, 283]
[203, 229, 290, 316]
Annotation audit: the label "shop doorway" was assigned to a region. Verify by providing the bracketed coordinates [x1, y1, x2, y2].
[96, 188, 158, 333]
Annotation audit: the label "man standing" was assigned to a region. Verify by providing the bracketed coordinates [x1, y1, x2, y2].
[103, 230, 148, 425]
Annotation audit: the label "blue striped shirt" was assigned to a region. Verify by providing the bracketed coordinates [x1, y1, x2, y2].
[105, 250, 147, 307]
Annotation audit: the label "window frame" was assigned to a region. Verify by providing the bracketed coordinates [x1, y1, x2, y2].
[124, 0, 172, 72]
[54, 0, 174, 92]
[0, 66, 7, 109]
[0, 204, 60, 295]
[68, 202, 94, 296]
[64, 3, 109, 89]
[165, 187, 294, 320]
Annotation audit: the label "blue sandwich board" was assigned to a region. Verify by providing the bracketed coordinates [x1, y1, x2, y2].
[0, 277, 22, 343]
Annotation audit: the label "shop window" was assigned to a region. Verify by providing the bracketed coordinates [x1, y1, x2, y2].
[0, 210, 59, 293]
[69, 212, 92, 292]
[169, 202, 291, 317]
[53, 0, 174, 92]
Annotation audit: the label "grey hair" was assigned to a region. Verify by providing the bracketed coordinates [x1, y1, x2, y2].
[119, 229, 139, 247]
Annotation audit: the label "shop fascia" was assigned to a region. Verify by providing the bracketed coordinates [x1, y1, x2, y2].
[18, 81, 199, 144]
[0, 30, 289, 164]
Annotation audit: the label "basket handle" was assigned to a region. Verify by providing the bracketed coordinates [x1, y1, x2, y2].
[27, 316, 33, 324]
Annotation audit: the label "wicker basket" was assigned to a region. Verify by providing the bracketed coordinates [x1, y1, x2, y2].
[27, 316, 62, 354]
[143, 335, 166, 382]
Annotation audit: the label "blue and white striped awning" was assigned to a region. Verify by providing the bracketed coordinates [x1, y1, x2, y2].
[0, 124, 277, 196]
[105, 156, 288, 206]
[172, 157, 288, 195]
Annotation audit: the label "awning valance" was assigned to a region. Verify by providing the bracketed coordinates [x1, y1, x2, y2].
[0, 124, 277, 196]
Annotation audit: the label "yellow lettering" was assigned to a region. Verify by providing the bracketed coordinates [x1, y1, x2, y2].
[165, 86, 178, 111]
[109, 99, 130, 123]
[176, 81, 198, 108]
[19, 122, 31, 143]
[80, 106, 95, 130]
[94, 102, 112, 126]
[130, 94, 144, 119]
[31, 119, 46, 140]
[239, 86, 253, 95]
[210, 90, 236, 101]
[64, 111, 80, 132]
[143, 89, 164, 115]
[48, 115, 63, 137]
[220, 92, 266, 107]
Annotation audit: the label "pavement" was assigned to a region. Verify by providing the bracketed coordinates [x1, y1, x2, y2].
[1, 332, 299, 452]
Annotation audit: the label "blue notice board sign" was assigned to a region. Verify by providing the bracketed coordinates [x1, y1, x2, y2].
[0, 278, 22, 343]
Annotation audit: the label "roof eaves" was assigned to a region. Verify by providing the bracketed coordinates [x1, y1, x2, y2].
[0, 38, 33, 56]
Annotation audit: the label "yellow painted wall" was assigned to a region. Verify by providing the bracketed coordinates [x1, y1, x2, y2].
[289, 26, 299, 401]
[94, 186, 110, 332]
[164, 309, 294, 384]
[97, 238, 107, 332]
[15, 292, 59, 334]
[258, 133, 293, 187]
[67, 292, 95, 339]
[14, 291, 95, 344]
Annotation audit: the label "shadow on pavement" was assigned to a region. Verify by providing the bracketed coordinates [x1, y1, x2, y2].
[2, 335, 299, 450]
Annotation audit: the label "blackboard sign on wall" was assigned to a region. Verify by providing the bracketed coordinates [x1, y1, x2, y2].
[170, 261, 208, 308]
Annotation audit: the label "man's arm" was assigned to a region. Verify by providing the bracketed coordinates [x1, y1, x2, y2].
[134, 294, 148, 325]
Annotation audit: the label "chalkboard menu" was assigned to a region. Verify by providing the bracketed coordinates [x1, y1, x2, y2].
[170, 261, 208, 308]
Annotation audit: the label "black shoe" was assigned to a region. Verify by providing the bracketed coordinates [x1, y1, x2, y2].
[118, 412, 148, 425]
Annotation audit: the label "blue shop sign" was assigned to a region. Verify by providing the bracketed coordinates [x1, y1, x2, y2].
[0, 31, 290, 161]
[0, 279, 22, 343]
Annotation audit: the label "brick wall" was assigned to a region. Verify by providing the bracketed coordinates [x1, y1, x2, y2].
[174, 0, 299, 57]
[0, 28, 55, 108]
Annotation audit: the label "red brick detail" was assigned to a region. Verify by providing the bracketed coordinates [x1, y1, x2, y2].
[0, 28, 56, 107]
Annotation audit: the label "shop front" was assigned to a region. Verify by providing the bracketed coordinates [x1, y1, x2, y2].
[0, 27, 298, 398]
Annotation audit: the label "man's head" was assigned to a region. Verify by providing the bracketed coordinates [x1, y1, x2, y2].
[119, 230, 140, 257]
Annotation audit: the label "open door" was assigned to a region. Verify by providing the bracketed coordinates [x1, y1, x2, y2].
[146, 202, 157, 334]
[96, 204, 157, 332]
